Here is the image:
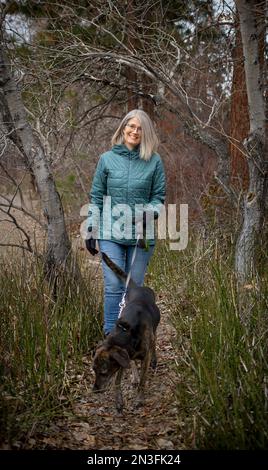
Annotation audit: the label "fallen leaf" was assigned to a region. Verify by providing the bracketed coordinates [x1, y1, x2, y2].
[156, 438, 174, 449]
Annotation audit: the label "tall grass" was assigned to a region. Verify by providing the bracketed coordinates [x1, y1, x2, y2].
[0, 253, 102, 445]
[149, 236, 268, 449]
[2, 235, 267, 449]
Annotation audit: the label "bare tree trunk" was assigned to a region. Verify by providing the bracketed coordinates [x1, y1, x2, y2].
[229, 19, 249, 191]
[235, 0, 267, 283]
[0, 44, 72, 277]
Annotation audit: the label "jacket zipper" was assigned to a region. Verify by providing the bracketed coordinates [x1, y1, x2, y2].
[126, 153, 130, 203]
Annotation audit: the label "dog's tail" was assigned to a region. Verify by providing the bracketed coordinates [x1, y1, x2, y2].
[101, 252, 137, 289]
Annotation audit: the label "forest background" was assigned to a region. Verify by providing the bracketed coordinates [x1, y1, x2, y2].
[0, 0, 267, 451]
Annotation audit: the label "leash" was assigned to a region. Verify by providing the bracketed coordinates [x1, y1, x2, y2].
[125, 233, 141, 289]
[118, 232, 141, 318]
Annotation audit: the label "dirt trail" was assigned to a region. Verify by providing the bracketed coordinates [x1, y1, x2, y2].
[28, 303, 183, 451]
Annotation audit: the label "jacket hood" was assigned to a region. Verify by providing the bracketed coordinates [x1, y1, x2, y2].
[112, 144, 140, 159]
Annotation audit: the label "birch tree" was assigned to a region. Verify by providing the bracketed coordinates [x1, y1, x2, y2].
[235, 0, 267, 283]
[0, 18, 72, 279]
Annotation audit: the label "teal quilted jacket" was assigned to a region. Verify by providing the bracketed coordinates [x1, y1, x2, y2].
[88, 144, 166, 245]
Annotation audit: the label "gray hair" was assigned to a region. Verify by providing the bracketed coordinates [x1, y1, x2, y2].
[111, 109, 159, 161]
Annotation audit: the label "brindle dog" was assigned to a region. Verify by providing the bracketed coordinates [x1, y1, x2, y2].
[92, 252, 160, 413]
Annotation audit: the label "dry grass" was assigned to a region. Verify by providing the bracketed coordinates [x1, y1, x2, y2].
[149, 237, 268, 449]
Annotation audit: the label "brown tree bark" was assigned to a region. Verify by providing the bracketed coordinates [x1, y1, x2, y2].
[125, 0, 155, 116]
[229, 21, 249, 191]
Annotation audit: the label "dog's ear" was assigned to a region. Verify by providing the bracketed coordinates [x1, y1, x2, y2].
[111, 347, 130, 368]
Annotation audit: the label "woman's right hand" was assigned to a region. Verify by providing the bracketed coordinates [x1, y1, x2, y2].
[85, 237, 98, 256]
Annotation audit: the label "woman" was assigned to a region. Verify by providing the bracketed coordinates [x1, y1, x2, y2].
[86, 109, 165, 335]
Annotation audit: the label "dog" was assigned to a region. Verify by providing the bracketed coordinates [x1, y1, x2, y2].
[92, 252, 160, 413]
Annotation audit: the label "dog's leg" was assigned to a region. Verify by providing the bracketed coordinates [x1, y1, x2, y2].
[136, 351, 151, 408]
[114, 368, 124, 414]
[150, 334, 157, 370]
[131, 361, 139, 388]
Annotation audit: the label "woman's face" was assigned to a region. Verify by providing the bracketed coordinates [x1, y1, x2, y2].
[123, 117, 142, 149]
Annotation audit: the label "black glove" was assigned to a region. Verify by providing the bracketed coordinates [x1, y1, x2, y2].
[133, 210, 158, 227]
[137, 238, 146, 249]
[85, 230, 98, 256]
[138, 212, 156, 249]
[133, 211, 158, 249]
[142, 210, 159, 230]
[85, 238, 98, 256]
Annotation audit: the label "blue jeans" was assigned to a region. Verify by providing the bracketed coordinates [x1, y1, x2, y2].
[98, 240, 155, 334]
